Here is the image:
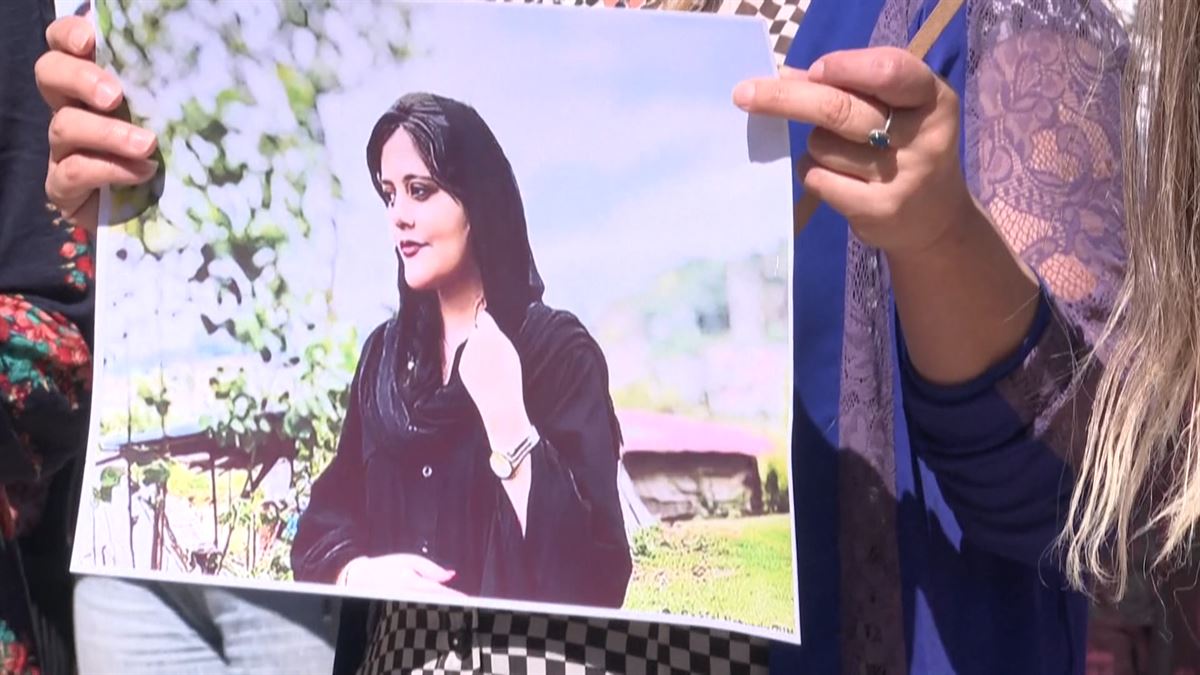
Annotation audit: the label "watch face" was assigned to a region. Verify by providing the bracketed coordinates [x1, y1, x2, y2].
[489, 451, 515, 479]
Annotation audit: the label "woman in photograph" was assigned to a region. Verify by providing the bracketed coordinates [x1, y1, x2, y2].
[290, 92, 633, 608]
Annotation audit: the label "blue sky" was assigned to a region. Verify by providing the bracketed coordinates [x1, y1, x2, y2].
[317, 2, 792, 333]
[96, 1, 792, 367]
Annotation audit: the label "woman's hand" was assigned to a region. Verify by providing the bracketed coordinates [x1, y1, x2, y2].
[735, 46, 1040, 385]
[337, 554, 465, 597]
[733, 46, 973, 261]
[459, 309, 531, 455]
[35, 16, 159, 232]
[459, 309, 534, 531]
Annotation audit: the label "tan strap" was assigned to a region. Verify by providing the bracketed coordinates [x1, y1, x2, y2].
[792, 0, 966, 235]
[908, 0, 965, 60]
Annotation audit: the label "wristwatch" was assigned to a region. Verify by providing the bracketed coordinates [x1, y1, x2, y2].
[489, 426, 540, 480]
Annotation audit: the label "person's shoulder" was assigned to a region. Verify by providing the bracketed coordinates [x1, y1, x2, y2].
[519, 303, 616, 410]
[361, 318, 392, 350]
[353, 318, 397, 374]
[520, 302, 608, 371]
[524, 302, 586, 333]
[522, 302, 594, 345]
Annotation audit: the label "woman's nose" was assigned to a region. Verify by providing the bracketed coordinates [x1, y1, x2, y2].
[389, 202, 415, 230]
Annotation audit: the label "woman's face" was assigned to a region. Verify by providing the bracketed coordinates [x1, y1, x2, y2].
[378, 129, 474, 292]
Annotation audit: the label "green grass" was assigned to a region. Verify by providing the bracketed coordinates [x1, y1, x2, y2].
[625, 515, 796, 633]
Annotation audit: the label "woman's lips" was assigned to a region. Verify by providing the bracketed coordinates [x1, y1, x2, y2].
[399, 241, 426, 258]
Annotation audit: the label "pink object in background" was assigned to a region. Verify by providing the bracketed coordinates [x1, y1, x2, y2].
[616, 409, 773, 457]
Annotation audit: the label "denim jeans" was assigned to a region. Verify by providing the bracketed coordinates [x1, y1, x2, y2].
[74, 576, 338, 675]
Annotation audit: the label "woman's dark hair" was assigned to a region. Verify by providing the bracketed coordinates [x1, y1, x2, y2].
[363, 93, 543, 416]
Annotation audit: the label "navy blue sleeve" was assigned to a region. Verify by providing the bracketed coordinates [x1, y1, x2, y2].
[899, 285, 1090, 567]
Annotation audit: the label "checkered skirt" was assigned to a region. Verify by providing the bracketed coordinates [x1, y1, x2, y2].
[358, 604, 770, 675]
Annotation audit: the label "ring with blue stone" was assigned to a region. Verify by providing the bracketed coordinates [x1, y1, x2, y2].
[867, 107, 895, 150]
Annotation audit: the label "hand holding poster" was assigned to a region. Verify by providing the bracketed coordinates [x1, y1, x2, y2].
[72, 0, 800, 643]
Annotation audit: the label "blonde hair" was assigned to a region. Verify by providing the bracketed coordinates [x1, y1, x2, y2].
[1062, 0, 1200, 598]
[644, 0, 722, 11]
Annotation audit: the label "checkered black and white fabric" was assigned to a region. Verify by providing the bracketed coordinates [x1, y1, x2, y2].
[358, 2, 799, 672]
[716, 0, 808, 65]
[358, 604, 770, 675]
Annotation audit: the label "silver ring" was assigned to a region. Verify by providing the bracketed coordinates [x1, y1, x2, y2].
[867, 107, 894, 150]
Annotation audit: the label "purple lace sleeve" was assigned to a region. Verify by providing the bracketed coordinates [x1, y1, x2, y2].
[833, 1, 1129, 669]
[964, 0, 1128, 464]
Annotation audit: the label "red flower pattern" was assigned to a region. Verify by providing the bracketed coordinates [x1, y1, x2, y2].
[47, 205, 93, 291]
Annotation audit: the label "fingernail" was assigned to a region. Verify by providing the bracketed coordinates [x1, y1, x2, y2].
[733, 82, 755, 109]
[809, 60, 826, 79]
[95, 81, 120, 108]
[140, 159, 160, 175]
[129, 128, 156, 153]
[70, 27, 89, 52]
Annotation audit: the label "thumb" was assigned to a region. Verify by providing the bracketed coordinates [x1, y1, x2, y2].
[409, 555, 456, 582]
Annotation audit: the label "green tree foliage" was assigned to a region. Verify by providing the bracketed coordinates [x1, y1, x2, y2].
[94, 0, 414, 578]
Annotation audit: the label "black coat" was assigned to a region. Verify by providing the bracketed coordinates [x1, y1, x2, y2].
[291, 302, 632, 606]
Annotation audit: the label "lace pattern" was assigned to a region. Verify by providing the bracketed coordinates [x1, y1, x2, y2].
[834, 0, 1128, 672]
[834, 0, 924, 671]
[964, 0, 1127, 447]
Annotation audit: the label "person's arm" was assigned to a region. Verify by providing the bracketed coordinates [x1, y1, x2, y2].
[889, 201, 1041, 386]
[519, 335, 632, 608]
[901, 290, 1087, 565]
[780, 50, 1046, 388]
[734, 12, 1124, 565]
[898, 17, 1126, 564]
[0, 0, 93, 539]
[289, 333, 375, 583]
[456, 307, 630, 605]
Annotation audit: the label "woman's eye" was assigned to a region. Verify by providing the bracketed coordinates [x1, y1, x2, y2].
[409, 183, 434, 201]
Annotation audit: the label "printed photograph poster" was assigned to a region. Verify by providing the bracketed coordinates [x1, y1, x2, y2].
[72, 0, 800, 643]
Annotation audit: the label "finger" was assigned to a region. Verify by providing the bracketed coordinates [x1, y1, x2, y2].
[60, 193, 100, 233]
[50, 106, 157, 162]
[35, 50, 122, 112]
[806, 128, 897, 183]
[392, 568, 465, 596]
[799, 161, 890, 223]
[45, 16, 95, 58]
[809, 47, 939, 109]
[778, 65, 808, 81]
[734, 78, 888, 144]
[46, 151, 158, 212]
[407, 577, 467, 598]
[406, 556, 456, 583]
